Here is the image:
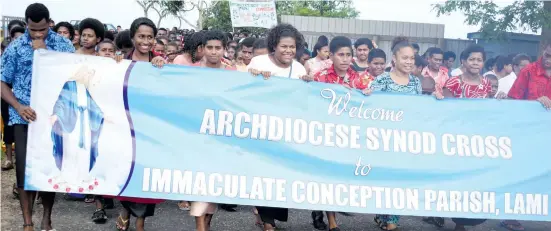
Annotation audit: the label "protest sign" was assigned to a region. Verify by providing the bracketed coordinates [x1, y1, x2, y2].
[229, 0, 277, 29]
[26, 51, 551, 221]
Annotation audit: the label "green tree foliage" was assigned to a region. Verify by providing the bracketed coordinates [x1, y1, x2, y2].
[201, 0, 359, 33]
[433, 1, 551, 51]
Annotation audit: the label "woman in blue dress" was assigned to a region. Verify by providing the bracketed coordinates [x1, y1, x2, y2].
[363, 36, 421, 230]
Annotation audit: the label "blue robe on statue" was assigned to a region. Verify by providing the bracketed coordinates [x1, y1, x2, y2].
[51, 81, 104, 173]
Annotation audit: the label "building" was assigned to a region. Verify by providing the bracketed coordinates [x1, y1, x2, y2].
[467, 32, 540, 61]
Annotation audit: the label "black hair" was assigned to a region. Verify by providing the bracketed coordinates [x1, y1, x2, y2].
[328, 36, 352, 54]
[425, 47, 444, 58]
[115, 30, 133, 50]
[117, 25, 121, 28]
[203, 30, 226, 47]
[304, 42, 309, 49]
[79, 18, 105, 42]
[8, 20, 26, 31]
[159, 28, 167, 33]
[512, 53, 531, 66]
[167, 41, 179, 49]
[253, 38, 267, 51]
[411, 43, 420, 51]
[53, 22, 75, 40]
[104, 31, 115, 41]
[155, 38, 165, 46]
[189, 31, 206, 63]
[225, 32, 233, 41]
[130, 17, 157, 39]
[227, 39, 238, 47]
[354, 38, 374, 50]
[391, 36, 412, 55]
[317, 35, 329, 45]
[415, 54, 428, 68]
[266, 23, 304, 53]
[368, 48, 386, 63]
[444, 51, 456, 61]
[312, 40, 329, 57]
[25, 3, 50, 23]
[238, 37, 256, 51]
[460, 44, 486, 62]
[495, 55, 513, 72]
[9, 26, 25, 39]
[240, 29, 250, 37]
[484, 57, 496, 72]
[96, 39, 116, 52]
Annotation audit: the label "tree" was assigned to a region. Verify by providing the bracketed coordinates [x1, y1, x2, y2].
[135, 0, 196, 28]
[136, 0, 156, 18]
[201, 0, 359, 32]
[433, 0, 551, 53]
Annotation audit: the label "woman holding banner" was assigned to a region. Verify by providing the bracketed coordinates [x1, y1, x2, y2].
[424, 44, 491, 231]
[363, 36, 422, 230]
[113, 17, 166, 231]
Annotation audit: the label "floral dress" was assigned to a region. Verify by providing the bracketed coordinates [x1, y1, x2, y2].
[369, 72, 421, 226]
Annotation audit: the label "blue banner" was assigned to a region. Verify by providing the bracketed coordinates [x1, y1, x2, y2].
[27, 51, 551, 221]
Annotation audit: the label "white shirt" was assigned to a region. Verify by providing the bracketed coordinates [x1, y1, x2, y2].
[497, 72, 517, 95]
[247, 54, 307, 79]
[450, 68, 463, 76]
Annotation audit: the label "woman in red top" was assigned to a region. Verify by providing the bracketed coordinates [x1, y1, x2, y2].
[427, 45, 489, 231]
[442, 45, 492, 99]
[114, 17, 166, 231]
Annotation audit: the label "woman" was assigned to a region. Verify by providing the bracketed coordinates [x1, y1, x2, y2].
[73, 26, 81, 50]
[53, 22, 75, 41]
[425, 45, 490, 231]
[305, 40, 331, 76]
[173, 31, 205, 66]
[114, 17, 166, 231]
[364, 37, 422, 231]
[246, 23, 309, 231]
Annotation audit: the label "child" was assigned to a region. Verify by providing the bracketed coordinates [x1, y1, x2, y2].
[166, 42, 179, 64]
[485, 74, 499, 98]
[96, 40, 116, 58]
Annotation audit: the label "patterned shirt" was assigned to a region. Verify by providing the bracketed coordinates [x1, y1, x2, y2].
[369, 72, 422, 94]
[314, 65, 369, 90]
[444, 76, 492, 98]
[508, 57, 551, 100]
[422, 66, 449, 95]
[1, 29, 75, 125]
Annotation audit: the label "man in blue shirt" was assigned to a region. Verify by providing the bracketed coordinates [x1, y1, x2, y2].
[1, 3, 74, 231]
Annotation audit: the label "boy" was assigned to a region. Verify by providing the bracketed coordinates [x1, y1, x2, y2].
[165, 42, 179, 64]
[96, 40, 116, 58]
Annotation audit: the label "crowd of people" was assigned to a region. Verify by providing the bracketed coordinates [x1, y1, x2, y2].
[2, 3, 551, 231]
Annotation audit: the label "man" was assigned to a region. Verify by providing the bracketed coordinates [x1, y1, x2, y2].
[77, 18, 105, 55]
[1, 3, 75, 231]
[239, 29, 250, 39]
[443, 51, 456, 76]
[351, 37, 374, 73]
[508, 40, 551, 109]
[157, 27, 168, 37]
[492, 56, 514, 98]
[154, 38, 166, 56]
[117, 25, 122, 32]
[49, 19, 55, 28]
[252, 38, 268, 57]
[422, 47, 449, 95]
[312, 36, 369, 231]
[235, 37, 255, 71]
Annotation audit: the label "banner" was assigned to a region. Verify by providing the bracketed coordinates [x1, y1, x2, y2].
[27, 51, 551, 221]
[229, 0, 277, 29]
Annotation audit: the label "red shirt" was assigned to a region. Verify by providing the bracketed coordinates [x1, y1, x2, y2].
[314, 65, 370, 90]
[445, 76, 492, 98]
[508, 57, 551, 100]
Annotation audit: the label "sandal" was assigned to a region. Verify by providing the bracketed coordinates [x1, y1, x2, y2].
[84, 195, 95, 203]
[423, 217, 445, 228]
[177, 201, 190, 211]
[2, 160, 13, 170]
[116, 215, 129, 231]
[92, 209, 108, 223]
[500, 220, 525, 231]
[23, 223, 33, 230]
[12, 183, 19, 200]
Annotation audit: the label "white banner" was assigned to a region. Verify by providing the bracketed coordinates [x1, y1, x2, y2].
[229, 0, 277, 29]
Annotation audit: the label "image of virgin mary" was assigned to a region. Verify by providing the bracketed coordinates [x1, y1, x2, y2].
[50, 66, 105, 187]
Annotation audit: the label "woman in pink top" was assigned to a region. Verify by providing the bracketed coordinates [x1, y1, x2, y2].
[173, 31, 205, 66]
[305, 40, 332, 76]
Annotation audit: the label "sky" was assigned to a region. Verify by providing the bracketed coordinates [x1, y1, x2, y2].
[0, 0, 536, 39]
